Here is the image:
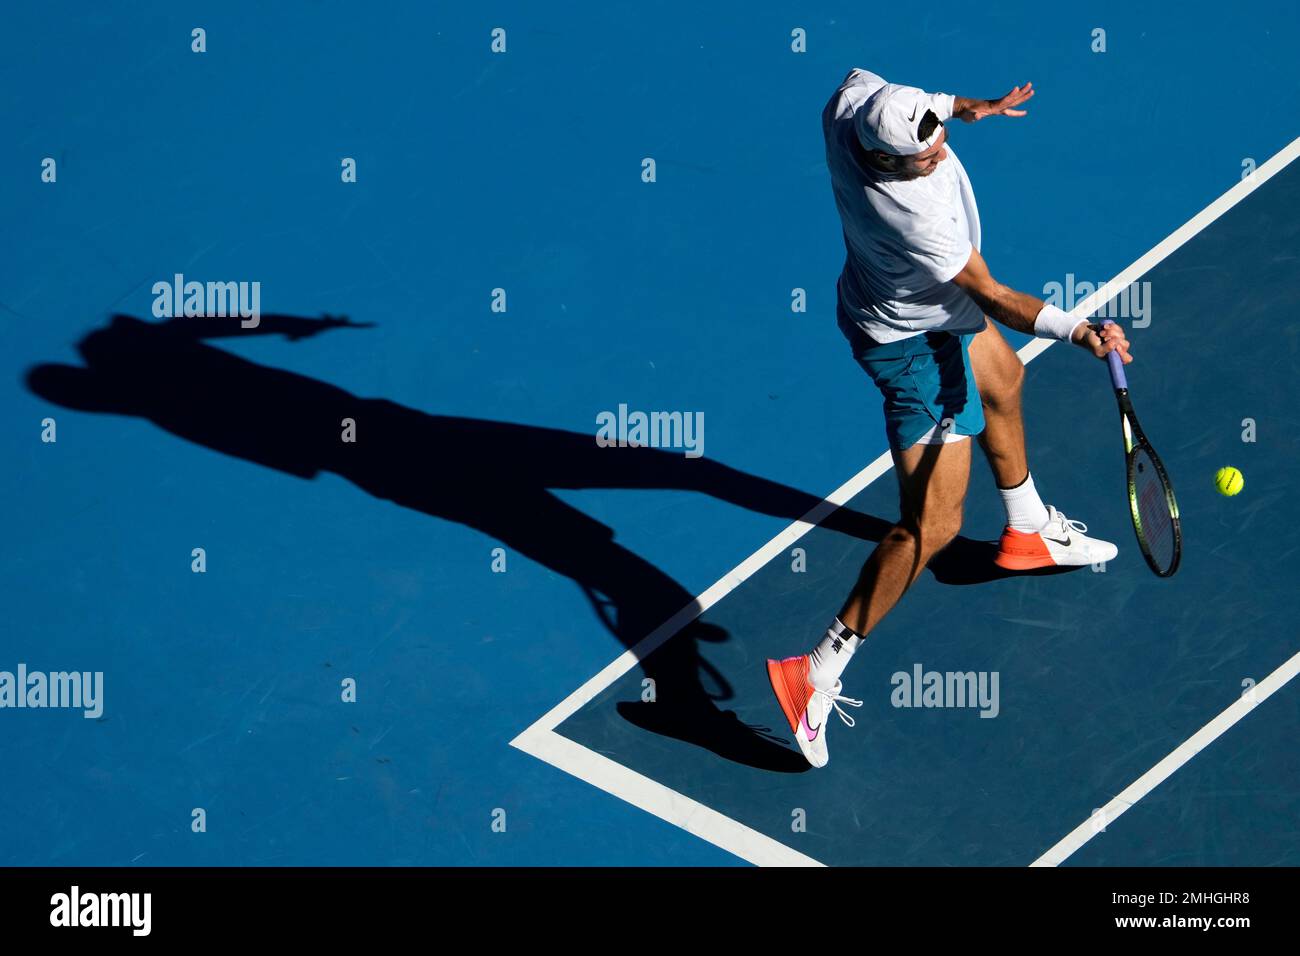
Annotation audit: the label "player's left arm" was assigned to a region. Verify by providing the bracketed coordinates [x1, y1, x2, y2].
[155, 314, 370, 341]
[946, 84, 1035, 123]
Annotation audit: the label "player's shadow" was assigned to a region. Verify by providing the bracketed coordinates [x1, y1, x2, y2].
[25, 314, 1065, 773]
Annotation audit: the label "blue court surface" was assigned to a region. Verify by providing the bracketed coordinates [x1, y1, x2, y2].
[3, 2, 1299, 867]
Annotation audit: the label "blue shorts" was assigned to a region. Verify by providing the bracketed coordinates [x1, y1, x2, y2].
[839, 310, 986, 451]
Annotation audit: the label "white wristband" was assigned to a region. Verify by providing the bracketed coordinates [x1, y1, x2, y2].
[1034, 303, 1087, 342]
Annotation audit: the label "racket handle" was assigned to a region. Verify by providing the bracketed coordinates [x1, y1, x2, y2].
[1101, 319, 1128, 389]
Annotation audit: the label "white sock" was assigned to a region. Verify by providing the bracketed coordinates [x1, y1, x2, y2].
[808, 618, 863, 691]
[999, 471, 1050, 532]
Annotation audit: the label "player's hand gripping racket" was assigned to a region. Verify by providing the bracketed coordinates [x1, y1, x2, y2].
[1101, 320, 1182, 576]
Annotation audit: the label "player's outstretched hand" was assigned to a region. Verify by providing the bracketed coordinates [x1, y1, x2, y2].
[283, 314, 374, 341]
[955, 83, 1034, 123]
[1073, 320, 1133, 364]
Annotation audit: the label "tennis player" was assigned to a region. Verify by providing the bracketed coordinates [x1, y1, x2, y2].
[768, 69, 1134, 768]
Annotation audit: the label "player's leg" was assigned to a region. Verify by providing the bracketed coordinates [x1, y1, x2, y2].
[967, 318, 1030, 490]
[766, 436, 971, 767]
[768, 320, 984, 767]
[838, 436, 972, 636]
[967, 318, 1118, 569]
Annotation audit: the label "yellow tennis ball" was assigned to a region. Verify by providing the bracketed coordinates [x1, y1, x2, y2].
[1215, 466, 1244, 497]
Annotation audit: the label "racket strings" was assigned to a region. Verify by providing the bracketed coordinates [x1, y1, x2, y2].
[1133, 449, 1177, 569]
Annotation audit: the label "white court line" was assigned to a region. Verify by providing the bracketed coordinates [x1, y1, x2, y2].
[522, 724, 825, 866]
[512, 135, 1300, 867]
[1032, 648, 1300, 867]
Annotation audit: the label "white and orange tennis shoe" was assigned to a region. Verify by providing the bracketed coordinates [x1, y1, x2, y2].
[766, 655, 862, 769]
[994, 505, 1118, 570]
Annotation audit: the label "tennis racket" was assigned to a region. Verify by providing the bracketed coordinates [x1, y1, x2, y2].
[1101, 320, 1182, 577]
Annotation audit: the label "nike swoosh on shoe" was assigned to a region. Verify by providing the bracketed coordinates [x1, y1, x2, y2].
[801, 713, 821, 741]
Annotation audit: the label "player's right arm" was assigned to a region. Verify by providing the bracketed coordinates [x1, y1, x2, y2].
[950, 246, 1042, 336]
[951, 247, 1133, 363]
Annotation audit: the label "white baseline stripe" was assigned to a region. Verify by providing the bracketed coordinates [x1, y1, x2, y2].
[513, 135, 1300, 867]
[1032, 648, 1300, 867]
[519, 726, 824, 866]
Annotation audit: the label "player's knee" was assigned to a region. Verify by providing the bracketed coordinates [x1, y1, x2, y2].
[1007, 358, 1025, 394]
[918, 508, 963, 552]
[982, 361, 1023, 411]
[890, 522, 921, 550]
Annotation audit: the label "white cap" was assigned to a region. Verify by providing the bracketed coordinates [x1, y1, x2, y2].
[855, 83, 955, 156]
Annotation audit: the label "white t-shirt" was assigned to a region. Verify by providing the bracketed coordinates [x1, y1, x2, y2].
[824, 69, 985, 343]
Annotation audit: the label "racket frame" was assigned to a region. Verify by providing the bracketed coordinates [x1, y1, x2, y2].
[1101, 321, 1182, 577]
[1113, 388, 1183, 577]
